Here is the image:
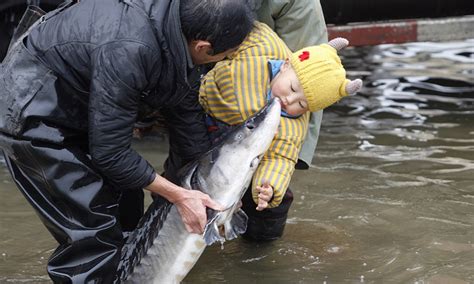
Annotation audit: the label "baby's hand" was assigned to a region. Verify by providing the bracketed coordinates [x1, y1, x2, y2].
[255, 183, 273, 211]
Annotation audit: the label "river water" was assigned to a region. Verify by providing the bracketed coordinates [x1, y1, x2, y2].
[1, 39, 473, 283]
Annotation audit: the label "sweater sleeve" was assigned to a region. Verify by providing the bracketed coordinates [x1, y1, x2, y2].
[200, 23, 291, 124]
[252, 113, 309, 207]
[199, 61, 243, 125]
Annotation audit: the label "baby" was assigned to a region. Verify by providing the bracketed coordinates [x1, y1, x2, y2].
[199, 22, 362, 240]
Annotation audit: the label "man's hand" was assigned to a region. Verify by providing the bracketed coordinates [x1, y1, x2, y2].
[145, 175, 224, 234]
[174, 190, 224, 234]
[255, 183, 273, 211]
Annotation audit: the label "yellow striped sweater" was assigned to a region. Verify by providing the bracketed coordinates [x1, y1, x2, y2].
[199, 22, 309, 208]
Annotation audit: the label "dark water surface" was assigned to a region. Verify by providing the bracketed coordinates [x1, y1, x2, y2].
[1, 39, 473, 283]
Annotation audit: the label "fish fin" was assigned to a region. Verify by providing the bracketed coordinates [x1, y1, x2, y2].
[203, 208, 248, 245]
[224, 209, 248, 241]
[203, 212, 225, 246]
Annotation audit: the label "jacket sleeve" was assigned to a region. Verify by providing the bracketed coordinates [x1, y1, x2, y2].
[161, 87, 211, 184]
[258, 0, 328, 51]
[89, 41, 160, 190]
[252, 114, 309, 208]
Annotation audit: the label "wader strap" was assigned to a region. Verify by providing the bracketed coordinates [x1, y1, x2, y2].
[8, 5, 45, 48]
[7, 6, 45, 51]
[7, 0, 79, 53]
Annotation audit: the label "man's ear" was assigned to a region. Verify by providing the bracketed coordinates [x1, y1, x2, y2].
[190, 40, 213, 54]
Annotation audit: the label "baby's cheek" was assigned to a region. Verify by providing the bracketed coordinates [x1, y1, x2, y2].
[284, 107, 296, 116]
[288, 106, 305, 116]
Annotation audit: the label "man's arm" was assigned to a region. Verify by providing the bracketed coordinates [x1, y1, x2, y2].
[89, 41, 220, 233]
[256, 0, 328, 50]
[89, 41, 158, 190]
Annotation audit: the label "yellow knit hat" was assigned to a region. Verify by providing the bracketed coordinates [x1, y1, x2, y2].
[289, 44, 350, 112]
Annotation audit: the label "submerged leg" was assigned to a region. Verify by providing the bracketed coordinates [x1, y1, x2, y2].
[2, 138, 123, 283]
[241, 185, 294, 241]
[119, 189, 144, 232]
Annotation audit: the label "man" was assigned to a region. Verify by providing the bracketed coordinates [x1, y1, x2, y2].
[0, 0, 253, 282]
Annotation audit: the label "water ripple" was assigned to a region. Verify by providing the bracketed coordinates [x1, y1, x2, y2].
[416, 216, 472, 227]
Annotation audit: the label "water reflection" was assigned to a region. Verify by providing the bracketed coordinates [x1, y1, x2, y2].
[1, 40, 474, 283]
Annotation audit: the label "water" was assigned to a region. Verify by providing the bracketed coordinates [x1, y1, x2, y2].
[1, 39, 473, 283]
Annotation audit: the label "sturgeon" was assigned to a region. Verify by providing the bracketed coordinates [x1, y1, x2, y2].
[116, 98, 282, 283]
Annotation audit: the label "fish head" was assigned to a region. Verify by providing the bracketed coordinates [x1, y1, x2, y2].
[201, 98, 281, 245]
[219, 97, 281, 168]
[195, 98, 281, 201]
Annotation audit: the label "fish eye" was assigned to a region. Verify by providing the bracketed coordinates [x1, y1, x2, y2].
[235, 133, 244, 140]
[246, 121, 255, 130]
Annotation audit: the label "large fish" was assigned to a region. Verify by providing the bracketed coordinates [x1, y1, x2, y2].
[116, 98, 282, 283]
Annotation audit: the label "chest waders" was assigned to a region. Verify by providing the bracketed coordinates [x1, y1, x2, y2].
[0, 2, 142, 282]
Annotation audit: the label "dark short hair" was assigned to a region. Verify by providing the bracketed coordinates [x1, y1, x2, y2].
[180, 0, 254, 54]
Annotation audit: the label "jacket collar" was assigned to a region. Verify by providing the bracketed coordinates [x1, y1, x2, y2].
[126, 0, 193, 71]
[250, 0, 263, 11]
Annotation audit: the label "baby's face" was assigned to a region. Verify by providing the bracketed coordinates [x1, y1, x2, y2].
[270, 61, 309, 116]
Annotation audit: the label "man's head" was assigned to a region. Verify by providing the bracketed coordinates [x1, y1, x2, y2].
[180, 0, 254, 65]
[271, 38, 363, 115]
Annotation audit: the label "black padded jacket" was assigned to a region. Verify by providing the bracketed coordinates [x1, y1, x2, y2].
[0, 0, 210, 190]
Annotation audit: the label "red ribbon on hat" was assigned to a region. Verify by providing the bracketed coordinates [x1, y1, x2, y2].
[298, 51, 310, 62]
